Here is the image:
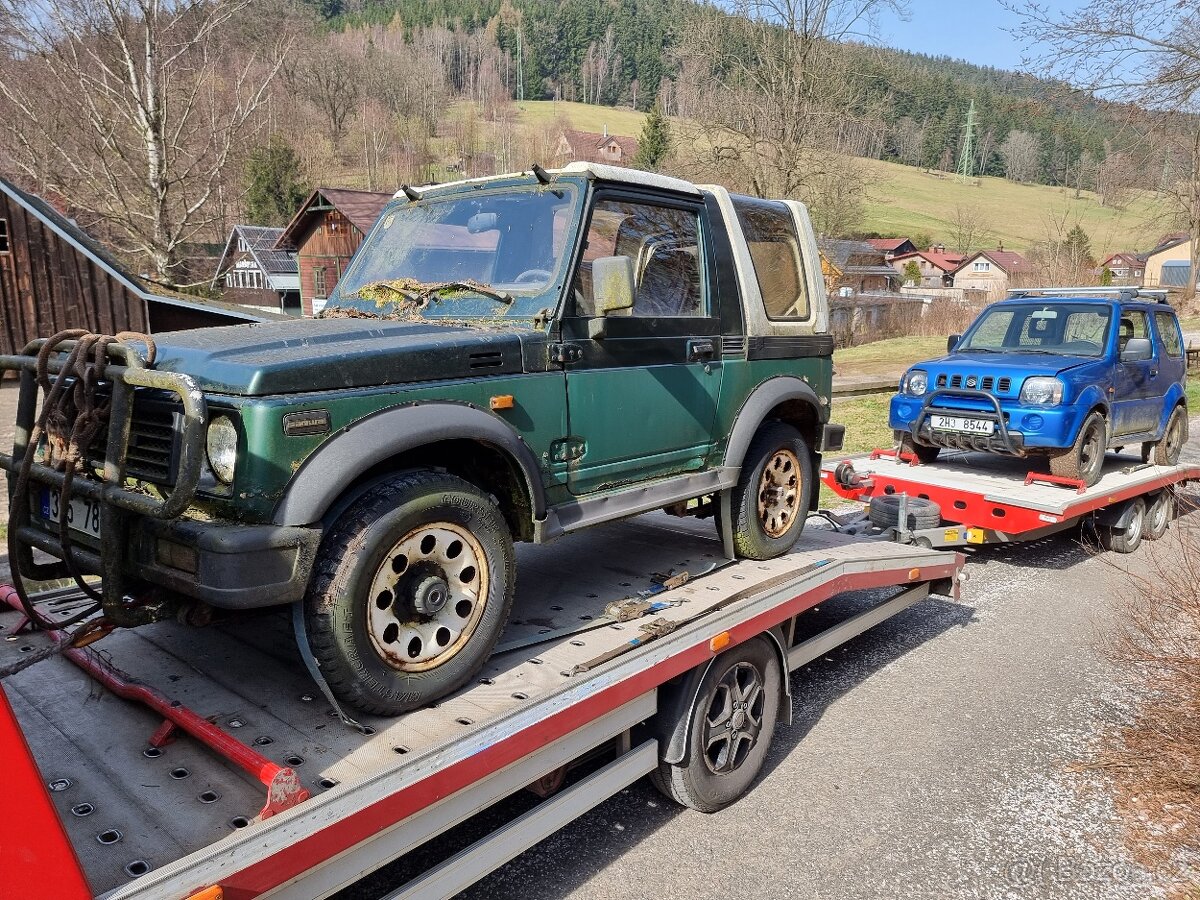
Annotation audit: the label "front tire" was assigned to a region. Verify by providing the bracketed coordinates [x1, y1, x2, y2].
[651, 637, 781, 813]
[728, 422, 813, 560]
[898, 432, 940, 464]
[305, 471, 515, 715]
[1049, 411, 1106, 487]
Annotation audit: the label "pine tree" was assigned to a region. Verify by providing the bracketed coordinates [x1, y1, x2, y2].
[245, 136, 308, 228]
[902, 260, 921, 285]
[633, 103, 671, 171]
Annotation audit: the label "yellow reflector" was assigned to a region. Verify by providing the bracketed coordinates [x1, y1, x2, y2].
[908, 568, 920, 580]
[967, 527, 986, 544]
[186, 888, 223, 900]
[489, 394, 515, 410]
[709, 632, 731, 652]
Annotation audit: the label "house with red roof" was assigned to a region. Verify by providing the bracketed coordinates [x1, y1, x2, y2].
[951, 248, 1033, 300]
[866, 237, 917, 260]
[890, 249, 965, 288]
[1097, 252, 1145, 283]
[276, 187, 393, 316]
[555, 128, 639, 167]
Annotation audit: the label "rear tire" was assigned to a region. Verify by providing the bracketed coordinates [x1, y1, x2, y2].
[1049, 412, 1106, 487]
[729, 422, 813, 560]
[305, 471, 515, 715]
[1099, 497, 1146, 554]
[1145, 491, 1174, 541]
[1152, 405, 1187, 467]
[898, 433, 940, 464]
[651, 637, 781, 813]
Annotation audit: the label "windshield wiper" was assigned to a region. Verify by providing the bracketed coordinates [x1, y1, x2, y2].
[429, 281, 513, 305]
[959, 346, 1001, 353]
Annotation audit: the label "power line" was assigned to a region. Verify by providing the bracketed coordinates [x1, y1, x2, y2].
[957, 99, 976, 183]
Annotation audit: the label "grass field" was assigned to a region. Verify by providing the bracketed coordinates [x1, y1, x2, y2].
[833, 335, 946, 380]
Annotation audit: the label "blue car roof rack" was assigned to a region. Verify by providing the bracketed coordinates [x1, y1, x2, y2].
[1005, 287, 1171, 304]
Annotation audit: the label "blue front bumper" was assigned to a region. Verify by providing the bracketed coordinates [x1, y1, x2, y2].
[889, 389, 1083, 453]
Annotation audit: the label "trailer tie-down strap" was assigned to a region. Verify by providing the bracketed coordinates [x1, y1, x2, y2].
[291, 600, 372, 734]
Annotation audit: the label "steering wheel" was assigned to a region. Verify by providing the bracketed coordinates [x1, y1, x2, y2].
[514, 268, 552, 284]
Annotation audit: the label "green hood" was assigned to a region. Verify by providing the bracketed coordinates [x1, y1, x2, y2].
[150, 318, 529, 396]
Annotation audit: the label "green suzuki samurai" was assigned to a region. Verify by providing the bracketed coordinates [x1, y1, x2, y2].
[3, 163, 842, 714]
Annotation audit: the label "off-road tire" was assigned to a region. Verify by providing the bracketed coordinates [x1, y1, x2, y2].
[305, 471, 515, 716]
[1145, 490, 1175, 541]
[1151, 405, 1187, 467]
[1049, 411, 1106, 487]
[898, 432, 940, 464]
[868, 494, 942, 531]
[1099, 497, 1146, 554]
[651, 637, 781, 813]
[729, 422, 813, 560]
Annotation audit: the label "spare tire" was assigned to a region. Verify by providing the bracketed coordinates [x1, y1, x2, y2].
[869, 494, 942, 531]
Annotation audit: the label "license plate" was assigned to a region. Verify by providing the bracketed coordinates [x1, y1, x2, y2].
[41, 489, 102, 538]
[931, 414, 995, 435]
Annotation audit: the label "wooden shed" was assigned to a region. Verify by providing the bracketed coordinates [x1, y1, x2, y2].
[276, 187, 393, 317]
[0, 176, 284, 357]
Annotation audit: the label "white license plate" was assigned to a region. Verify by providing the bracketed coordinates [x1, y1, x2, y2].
[41, 489, 102, 538]
[931, 414, 995, 435]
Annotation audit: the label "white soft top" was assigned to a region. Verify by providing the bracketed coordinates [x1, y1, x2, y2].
[393, 162, 701, 198]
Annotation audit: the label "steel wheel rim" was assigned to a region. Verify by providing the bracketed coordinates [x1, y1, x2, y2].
[702, 662, 765, 775]
[366, 522, 488, 672]
[1165, 411, 1184, 461]
[1149, 495, 1169, 534]
[1126, 504, 1144, 546]
[757, 449, 801, 538]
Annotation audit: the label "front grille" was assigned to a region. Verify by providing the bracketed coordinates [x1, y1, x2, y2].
[937, 373, 1013, 395]
[88, 390, 181, 486]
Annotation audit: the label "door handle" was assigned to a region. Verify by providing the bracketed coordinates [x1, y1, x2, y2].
[688, 339, 715, 362]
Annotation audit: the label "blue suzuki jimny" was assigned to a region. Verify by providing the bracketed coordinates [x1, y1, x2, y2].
[890, 289, 1188, 486]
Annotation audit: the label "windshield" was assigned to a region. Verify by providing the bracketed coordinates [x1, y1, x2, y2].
[330, 184, 579, 319]
[958, 303, 1112, 357]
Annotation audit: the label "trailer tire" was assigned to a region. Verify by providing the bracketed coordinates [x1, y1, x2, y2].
[305, 471, 515, 716]
[1049, 412, 1106, 486]
[728, 422, 813, 560]
[1145, 491, 1174, 541]
[868, 494, 942, 531]
[1099, 496, 1146, 554]
[651, 637, 781, 813]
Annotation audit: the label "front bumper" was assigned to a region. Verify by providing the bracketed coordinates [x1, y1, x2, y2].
[889, 388, 1080, 455]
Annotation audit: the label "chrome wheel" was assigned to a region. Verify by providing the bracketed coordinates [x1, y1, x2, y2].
[702, 662, 766, 775]
[366, 522, 488, 672]
[757, 449, 801, 538]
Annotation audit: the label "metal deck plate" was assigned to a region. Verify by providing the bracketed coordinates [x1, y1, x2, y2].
[1, 514, 950, 897]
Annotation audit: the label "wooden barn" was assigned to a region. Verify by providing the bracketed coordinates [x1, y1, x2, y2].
[211, 225, 301, 315]
[0, 176, 284, 357]
[276, 187, 393, 316]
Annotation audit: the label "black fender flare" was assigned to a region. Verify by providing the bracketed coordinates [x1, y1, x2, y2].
[272, 401, 546, 526]
[722, 376, 824, 470]
[653, 627, 792, 766]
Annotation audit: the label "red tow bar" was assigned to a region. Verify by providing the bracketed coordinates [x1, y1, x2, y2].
[1, 585, 309, 820]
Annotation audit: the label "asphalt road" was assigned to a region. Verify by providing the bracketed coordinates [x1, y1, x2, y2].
[388, 435, 1199, 900]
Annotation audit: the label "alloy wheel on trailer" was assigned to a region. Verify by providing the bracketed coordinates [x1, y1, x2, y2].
[757, 449, 802, 539]
[701, 661, 766, 774]
[367, 523, 489, 672]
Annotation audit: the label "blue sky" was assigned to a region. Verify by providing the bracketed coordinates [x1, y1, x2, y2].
[874, 0, 1063, 72]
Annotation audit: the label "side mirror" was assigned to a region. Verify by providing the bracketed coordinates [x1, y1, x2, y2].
[947, 334, 961, 353]
[1121, 337, 1152, 362]
[467, 212, 498, 234]
[588, 255, 636, 339]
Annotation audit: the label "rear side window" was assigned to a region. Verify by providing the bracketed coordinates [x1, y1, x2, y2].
[732, 197, 809, 320]
[1155, 311, 1184, 358]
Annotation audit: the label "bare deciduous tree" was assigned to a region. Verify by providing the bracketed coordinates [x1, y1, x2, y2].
[999, 129, 1041, 182]
[0, 0, 295, 283]
[948, 203, 993, 256]
[1009, 0, 1200, 298]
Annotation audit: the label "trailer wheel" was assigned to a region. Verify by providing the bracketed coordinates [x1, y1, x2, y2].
[1049, 411, 1106, 487]
[651, 637, 781, 813]
[1145, 491, 1174, 541]
[868, 494, 942, 531]
[305, 471, 515, 715]
[728, 422, 813, 560]
[1099, 496, 1146, 554]
[898, 433, 940, 464]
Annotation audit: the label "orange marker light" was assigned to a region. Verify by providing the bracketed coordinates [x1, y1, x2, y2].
[908, 568, 921, 580]
[185, 887, 223, 900]
[709, 631, 731, 653]
[489, 395, 515, 410]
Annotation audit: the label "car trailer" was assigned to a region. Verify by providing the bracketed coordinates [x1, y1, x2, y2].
[821, 447, 1200, 553]
[2, 515, 963, 900]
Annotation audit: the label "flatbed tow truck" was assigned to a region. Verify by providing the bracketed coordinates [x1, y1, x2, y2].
[4, 443, 1198, 900]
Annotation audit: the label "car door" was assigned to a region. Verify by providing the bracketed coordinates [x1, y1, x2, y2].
[558, 192, 723, 497]
[1110, 307, 1160, 435]
[1153, 308, 1187, 400]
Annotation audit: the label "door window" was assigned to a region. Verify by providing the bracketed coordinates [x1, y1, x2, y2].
[1119, 309, 1150, 354]
[1155, 311, 1184, 358]
[572, 199, 705, 318]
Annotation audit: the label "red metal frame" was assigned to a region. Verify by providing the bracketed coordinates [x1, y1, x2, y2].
[1024, 472, 1087, 493]
[1, 586, 309, 823]
[822, 458, 1200, 535]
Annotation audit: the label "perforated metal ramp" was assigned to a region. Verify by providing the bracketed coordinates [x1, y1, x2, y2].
[1, 515, 955, 898]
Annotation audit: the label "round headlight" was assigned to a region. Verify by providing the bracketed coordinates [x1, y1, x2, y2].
[206, 415, 238, 484]
[906, 370, 928, 396]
